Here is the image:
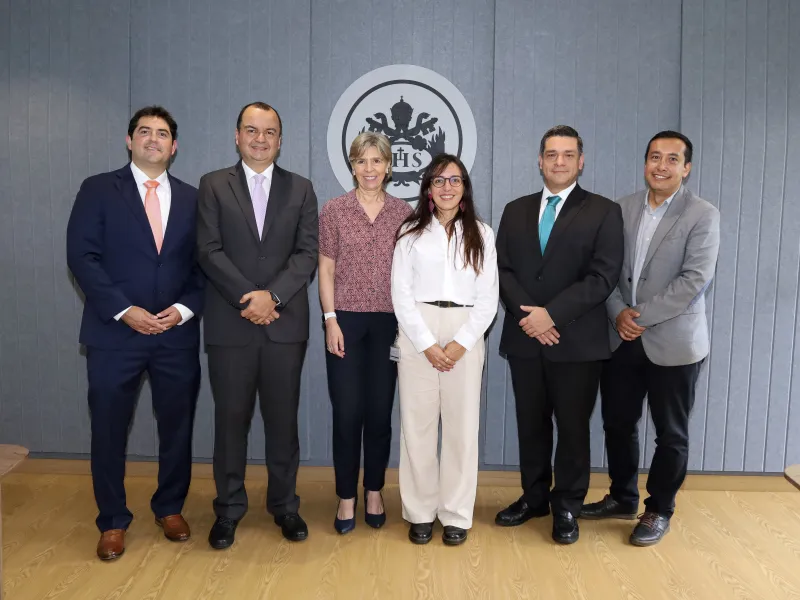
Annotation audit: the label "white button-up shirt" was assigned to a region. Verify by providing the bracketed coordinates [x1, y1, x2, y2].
[391, 219, 499, 352]
[241, 160, 274, 208]
[538, 181, 577, 223]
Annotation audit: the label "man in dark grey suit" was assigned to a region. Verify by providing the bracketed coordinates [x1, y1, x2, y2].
[197, 102, 318, 548]
[581, 131, 720, 546]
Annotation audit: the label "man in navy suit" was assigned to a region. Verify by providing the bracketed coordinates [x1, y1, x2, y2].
[67, 106, 204, 561]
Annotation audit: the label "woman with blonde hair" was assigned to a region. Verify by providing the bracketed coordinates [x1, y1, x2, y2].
[318, 132, 412, 534]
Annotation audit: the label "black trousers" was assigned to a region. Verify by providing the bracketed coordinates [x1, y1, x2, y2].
[508, 355, 602, 516]
[326, 311, 398, 499]
[600, 338, 703, 517]
[87, 346, 200, 532]
[207, 335, 306, 520]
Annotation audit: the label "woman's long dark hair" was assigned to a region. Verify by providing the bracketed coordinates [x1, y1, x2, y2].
[397, 154, 485, 274]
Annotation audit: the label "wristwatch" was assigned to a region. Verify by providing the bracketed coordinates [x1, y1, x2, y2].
[269, 290, 282, 308]
[323, 312, 337, 323]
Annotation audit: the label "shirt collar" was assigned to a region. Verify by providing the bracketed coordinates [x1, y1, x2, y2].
[542, 181, 577, 204]
[130, 161, 169, 188]
[645, 185, 681, 212]
[242, 161, 275, 183]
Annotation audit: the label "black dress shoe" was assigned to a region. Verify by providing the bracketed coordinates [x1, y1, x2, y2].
[275, 513, 309, 542]
[552, 511, 579, 545]
[208, 516, 239, 550]
[364, 489, 386, 529]
[334, 497, 356, 535]
[630, 512, 670, 546]
[408, 522, 434, 545]
[442, 526, 468, 546]
[580, 494, 638, 520]
[495, 496, 550, 527]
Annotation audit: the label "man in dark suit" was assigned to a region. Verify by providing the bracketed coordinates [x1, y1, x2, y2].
[67, 106, 204, 560]
[198, 102, 318, 548]
[581, 131, 720, 546]
[494, 125, 624, 544]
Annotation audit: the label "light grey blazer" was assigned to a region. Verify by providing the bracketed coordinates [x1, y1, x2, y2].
[607, 185, 720, 366]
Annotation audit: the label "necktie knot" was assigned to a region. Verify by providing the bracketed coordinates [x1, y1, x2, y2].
[253, 173, 265, 185]
[144, 180, 159, 190]
[546, 194, 562, 207]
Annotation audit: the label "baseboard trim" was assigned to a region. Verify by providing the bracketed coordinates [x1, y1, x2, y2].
[13, 458, 795, 492]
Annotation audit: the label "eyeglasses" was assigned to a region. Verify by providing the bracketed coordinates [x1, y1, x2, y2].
[431, 176, 463, 188]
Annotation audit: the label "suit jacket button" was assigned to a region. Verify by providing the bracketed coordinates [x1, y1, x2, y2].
[258, 256, 266, 260]
[537, 275, 543, 281]
[158, 262, 163, 267]
[627, 277, 632, 282]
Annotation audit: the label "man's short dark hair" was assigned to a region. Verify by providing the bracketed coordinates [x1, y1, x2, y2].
[127, 106, 177, 141]
[645, 130, 693, 164]
[539, 125, 583, 155]
[236, 102, 283, 136]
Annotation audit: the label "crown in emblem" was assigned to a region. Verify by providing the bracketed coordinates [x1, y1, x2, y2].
[390, 96, 413, 131]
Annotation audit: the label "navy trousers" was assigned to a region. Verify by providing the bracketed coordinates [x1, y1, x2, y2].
[87, 345, 200, 532]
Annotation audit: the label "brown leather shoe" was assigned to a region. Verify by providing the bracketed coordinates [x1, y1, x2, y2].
[97, 529, 125, 560]
[156, 514, 191, 542]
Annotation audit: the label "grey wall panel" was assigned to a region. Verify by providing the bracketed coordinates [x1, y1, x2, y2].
[310, 0, 496, 467]
[0, 0, 129, 453]
[488, 0, 682, 468]
[2, 0, 799, 474]
[682, 0, 800, 472]
[128, 0, 312, 461]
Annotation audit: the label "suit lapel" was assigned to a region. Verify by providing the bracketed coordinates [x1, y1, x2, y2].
[540, 184, 587, 267]
[640, 186, 690, 272]
[624, 190, 647, 269]
[526, 192, 544, 260]
[228, 161, 261, 242]
[116, 165, 158, 255]
[160, 173, 187, 254]
[262, 165, 289, 240]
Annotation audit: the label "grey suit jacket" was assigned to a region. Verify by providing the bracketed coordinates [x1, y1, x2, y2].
[197, 161, 318, 346]
[606, 185, 720, 366]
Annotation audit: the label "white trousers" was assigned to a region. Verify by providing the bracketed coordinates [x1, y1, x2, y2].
[397, 303, 485, 529]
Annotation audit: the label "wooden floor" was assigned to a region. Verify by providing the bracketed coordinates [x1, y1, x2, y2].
[3, 472, 800, 600]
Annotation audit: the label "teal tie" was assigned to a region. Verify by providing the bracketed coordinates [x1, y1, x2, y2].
[539, 195, 562, 253]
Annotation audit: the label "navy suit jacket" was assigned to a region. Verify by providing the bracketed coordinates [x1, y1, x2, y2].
[67, 164, 204, 350]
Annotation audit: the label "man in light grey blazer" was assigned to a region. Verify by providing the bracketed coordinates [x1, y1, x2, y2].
[581, 131, 720, 547]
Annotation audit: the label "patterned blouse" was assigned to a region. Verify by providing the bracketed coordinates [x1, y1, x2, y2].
[319, 189, 413, 313]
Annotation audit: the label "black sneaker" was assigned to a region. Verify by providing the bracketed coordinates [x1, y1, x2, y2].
[630, 512, 670, 546]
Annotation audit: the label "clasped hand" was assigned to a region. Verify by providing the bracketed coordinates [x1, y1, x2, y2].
[423, 341, 466, 372]
[616, 308, 645, 341]
[122, 306, 180, 335]
[240, 290, 280, 325]
[519, 305, 560, 346]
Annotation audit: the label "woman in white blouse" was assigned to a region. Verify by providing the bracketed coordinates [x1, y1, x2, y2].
[391, 154, 498, 546]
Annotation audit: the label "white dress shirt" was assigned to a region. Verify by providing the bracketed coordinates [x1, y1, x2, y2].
[391, 219, 499, 353]
[538, 181, 577, 223]
[241, 160, 274, 212]
[113, 162, 193, 325]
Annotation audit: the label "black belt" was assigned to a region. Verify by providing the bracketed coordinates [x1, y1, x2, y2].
[424, 300, 474, 308]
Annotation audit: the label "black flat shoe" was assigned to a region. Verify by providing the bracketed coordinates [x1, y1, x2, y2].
[442, 526, 468, 546]
[334, 497, 356, 535]
[208, 516, 239, 550]
[495, 496, 550, 527]
[275, 513, 309, 542]
[552, 510, 579, 545]
[629, 512, 670, 546]
[364, 490, 386, 529]
[580, 494, 638, 520]
[408, 522, 434, 545]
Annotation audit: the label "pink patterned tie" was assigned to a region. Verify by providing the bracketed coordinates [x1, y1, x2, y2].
[144, 180, 163, 253]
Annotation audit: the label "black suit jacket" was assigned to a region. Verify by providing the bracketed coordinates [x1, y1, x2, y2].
[197, 161, 318, 346]
[67, 164, 204, 350]
[496, 184, 623, 361]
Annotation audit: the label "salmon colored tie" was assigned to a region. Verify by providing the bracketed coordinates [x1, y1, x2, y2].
[144, 180, 163, 253]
